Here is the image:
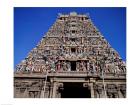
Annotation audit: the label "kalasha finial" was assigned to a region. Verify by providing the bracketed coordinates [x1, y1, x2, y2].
[70, 12, 77, 16]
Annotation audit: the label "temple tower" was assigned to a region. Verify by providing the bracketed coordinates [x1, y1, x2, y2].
[14, 12, 126, 98]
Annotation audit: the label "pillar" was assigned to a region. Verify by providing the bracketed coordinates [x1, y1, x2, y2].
[83, 82, 95, 98]
[52, 82, 57, 98]
[89, 83, 94, 98]
[49, 83, 53, 98]
[56, 83, 63, 98]
[23, 88, 29, 98]
[118, 89, 124, 98]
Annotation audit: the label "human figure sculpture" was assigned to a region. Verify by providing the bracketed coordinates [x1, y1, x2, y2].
[66, 62, 71, 71]
[82, 61, 86, 71]
[63, 61, 67, 71]
[87, 61, 90, 71]
[76, 62, 80, 71]
[57, 61, 61, 71]
[90, 62, 96, 73]
[50, 61, 55, 72]
[15, 65, 21, 71]
[79, 61, 83, 71]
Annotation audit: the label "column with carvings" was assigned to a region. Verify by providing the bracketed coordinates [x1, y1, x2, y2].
[83, 82, 95, 98]
[96, 84, 104, 98]
[89, 83, 95, 98]
[56, 83, 64, 98]
[52, 82, 58, 98]
[49, 82, 54, 98]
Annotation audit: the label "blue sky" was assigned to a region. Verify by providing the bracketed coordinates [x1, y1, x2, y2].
[14, 7, 126, 67]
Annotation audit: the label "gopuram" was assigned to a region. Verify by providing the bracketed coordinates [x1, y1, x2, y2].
[14, 12, 126, 98]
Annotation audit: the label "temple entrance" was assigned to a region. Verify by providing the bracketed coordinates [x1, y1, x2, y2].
[70, 61, 76, 71]
[61, 83, 91, 98]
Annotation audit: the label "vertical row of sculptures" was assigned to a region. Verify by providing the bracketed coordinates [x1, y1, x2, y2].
[15, 12, 126, 75]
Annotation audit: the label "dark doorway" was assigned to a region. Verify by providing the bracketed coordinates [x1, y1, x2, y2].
[71, 48, 76, 53]
[70, 61, 76, 71]
[61, 83, 91, 98]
